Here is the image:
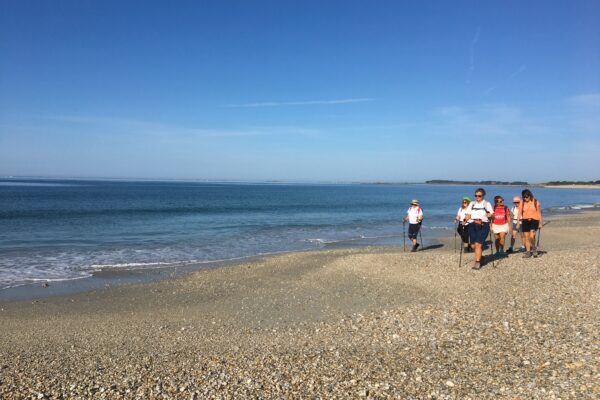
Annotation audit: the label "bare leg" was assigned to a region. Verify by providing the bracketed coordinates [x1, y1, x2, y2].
[474, 243, 483, 265]
[523, 231, 532, 255]
[498, 232, 506, 251]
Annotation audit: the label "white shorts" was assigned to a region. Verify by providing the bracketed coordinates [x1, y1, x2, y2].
[491, 223, 509, 234]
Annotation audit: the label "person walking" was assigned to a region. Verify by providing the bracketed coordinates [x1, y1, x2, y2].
[491, 195, 512, 255]
[454, 196, 471, 253]
[465, 188, 494, 269]
[404, 199, 423, 252]
[507, 196, 523, 253]
[518, 189, 543, 258]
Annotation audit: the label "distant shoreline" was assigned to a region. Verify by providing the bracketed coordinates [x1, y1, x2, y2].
[425, 180, 529, 186]
[2, 177, 600, 188]
[541, 184, 600, 189]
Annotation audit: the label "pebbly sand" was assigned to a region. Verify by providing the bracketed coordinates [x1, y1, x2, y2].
[1, 212, 599, 399]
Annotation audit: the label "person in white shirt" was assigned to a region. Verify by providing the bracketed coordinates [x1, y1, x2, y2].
[464, 188, 494, 269]
[403, 199, 423, 252]
[454, 196, 472, 252]
[507, 196, 523, 253]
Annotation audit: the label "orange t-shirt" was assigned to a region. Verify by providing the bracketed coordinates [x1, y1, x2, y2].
[520, 199, 541, 220]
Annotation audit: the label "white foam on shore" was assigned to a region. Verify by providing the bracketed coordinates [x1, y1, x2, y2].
[548, 203, 599, 212]
[0, 273, 92, 290]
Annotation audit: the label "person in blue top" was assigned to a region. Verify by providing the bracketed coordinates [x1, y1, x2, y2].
[464, 188, 494, 270]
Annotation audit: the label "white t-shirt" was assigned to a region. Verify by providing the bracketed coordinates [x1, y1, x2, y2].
[466, 200, 493, 222]
[511, 205, 519, 223]
[456, 207, 470, 223]
[406, 206, 423, 224]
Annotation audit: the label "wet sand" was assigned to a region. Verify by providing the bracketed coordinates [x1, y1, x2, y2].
[1, 212, 599, 398]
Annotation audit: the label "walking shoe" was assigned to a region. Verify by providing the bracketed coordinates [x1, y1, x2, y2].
[415, 243, 420, 251]
[471, 261, 481, 270]
[411, 245, 417, 252]
[522, 252, 532, 258]
[519, 246, 525, 252]
[533, 250, 539, 258]
[507, 247, 514, 254]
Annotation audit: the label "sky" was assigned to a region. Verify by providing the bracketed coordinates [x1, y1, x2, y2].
[1, 0, 599, 183]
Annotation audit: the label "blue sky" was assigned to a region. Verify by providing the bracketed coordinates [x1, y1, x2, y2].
[1, 1, 599, 182]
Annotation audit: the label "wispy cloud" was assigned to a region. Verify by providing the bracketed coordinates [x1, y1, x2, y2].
[43, 115, 319, 138]
[429, 103, 547, 140]
[567, 93, 600, 109]
[222, 98, 375, 108]
[466, 27, 481, 85]
[485, 64, 527, 94]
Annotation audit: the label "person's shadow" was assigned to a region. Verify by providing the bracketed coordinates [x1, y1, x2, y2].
[419, 244, 444, 252]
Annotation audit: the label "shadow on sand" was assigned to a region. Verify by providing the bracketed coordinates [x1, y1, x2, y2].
[418, 243, 444, 252]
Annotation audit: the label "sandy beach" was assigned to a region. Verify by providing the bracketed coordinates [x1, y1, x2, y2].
[1, 212, 599, 399]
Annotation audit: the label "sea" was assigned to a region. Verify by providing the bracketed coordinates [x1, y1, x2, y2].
[1, 179, 600, 291]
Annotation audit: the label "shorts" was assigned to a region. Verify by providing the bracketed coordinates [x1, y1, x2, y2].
[521, 219, 540, 232]
[408, 223, 421, 239]
[492, 223, 509, 234]
[468, 222, 490, 245]
[512, 221, 520, 233]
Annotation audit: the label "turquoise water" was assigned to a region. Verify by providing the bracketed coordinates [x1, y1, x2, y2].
[1, 179, 599, 289]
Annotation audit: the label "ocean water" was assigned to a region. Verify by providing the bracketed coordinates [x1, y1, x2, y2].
[1, 179, 599, 290]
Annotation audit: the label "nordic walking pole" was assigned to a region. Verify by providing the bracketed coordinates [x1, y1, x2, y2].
[488, 227, 496, 268]
[458, 232, 464, 267]
[403, 220, 406, 252]
[418, 222, 424, 251]
[454, 222, 457, 253]
[536, 227, 542, 252]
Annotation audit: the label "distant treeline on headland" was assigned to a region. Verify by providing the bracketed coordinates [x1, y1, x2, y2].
[426, 180, 529, 186]
[543, 180, 600, 186]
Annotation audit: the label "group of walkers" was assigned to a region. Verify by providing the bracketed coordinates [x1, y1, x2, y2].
[404, 188, 543, 270]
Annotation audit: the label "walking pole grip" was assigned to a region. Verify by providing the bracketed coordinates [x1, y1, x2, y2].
[489, 227, 496, 268]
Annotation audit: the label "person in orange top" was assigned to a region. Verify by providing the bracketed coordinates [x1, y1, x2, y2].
[517, 189, 543, 258]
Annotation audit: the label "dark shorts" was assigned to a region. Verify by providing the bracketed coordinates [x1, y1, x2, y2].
[468, 222, 490, 245]
[457, 224, 470, 243]
[408, 223, 421, 239]
[521, 219, 539, 232]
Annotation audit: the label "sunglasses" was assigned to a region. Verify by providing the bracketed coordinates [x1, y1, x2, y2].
[474, 194, 483, 198]
[496, 200, 503, 203]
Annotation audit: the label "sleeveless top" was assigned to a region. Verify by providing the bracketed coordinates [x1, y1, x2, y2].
[520, 199, 541, 220]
